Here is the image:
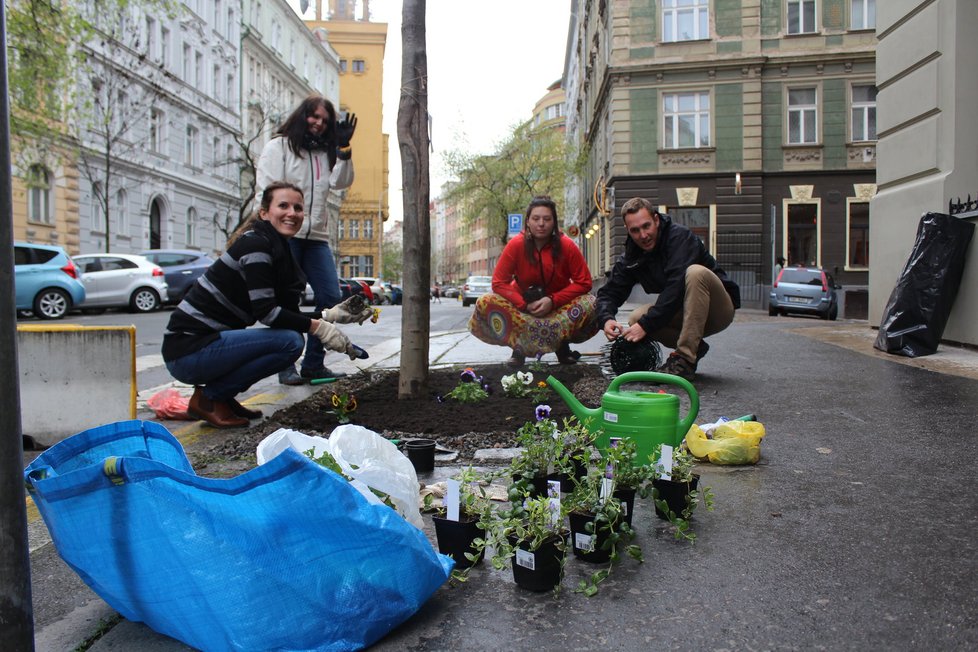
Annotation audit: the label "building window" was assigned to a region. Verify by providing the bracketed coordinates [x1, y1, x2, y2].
[364, 256, 374, 277]
[213, 0, 221, 27]
[364, 218, 374, 239]
[338, 219, 345, 240]
[195, 51, 203, 87]
[352, 59, 365, 73]
[339, 59, 347, 73]
[149, 109, 166, 154]
[116, 188, 128, 235]
[145, 17, 156, 57]
[544, 103, 564, 121]
[183, 44, 191, 81]
[160, 28, 170, 67]
[787, 88, 818, 144]
[851, 84, 877, 142]
[662, 0, 709, 42]
[851, 0, 875, 30]
[786, 202, 819, 267]
[847, 201, 869, 268]
[91, 182, 104, 230]
[787, 0, 817, 35]
[226, 143, 234, 176]
[227, 8, 234, 39]
[27, 165, 53, 224]
[185, 125, 199, 166]
[663, 91, 711, 148]
[213, 65, 221, 101]
[350, 220, 360, 239]
[667, 206, 710, 247]
[186, 207, 197, 246]
[226, 74, 234, 105]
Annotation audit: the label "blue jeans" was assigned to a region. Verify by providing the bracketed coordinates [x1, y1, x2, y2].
[166, 329, 304, 400]
[290, 238, 341, 373]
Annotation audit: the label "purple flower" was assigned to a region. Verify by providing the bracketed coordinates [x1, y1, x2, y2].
[460, 368, 478, 383]
[535, 404, 552, 421]
[483, 382, 493, 395]
[536, 352, 543, 361]
[436, 394, 445, 403]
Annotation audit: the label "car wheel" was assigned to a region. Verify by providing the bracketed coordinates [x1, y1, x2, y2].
[829, 304, 838, 321]
[33, 288, 70, 320]
[129, 288, 160, 313]
[462, 298, 471, 307]
[768, 305, 778, 316]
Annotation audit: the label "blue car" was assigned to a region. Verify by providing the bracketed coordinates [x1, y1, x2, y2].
[138, 249, 214, 303]
[14, 242, 86, 319]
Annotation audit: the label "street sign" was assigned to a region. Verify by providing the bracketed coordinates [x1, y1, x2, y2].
[507, 213, 523, 238]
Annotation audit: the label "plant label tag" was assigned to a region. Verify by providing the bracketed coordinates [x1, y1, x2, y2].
[446, 479, 460, 522]
[657, 444, 674, 480]
[604, 411, 619, 423]
[547, 481, 562, 529]
[599, 477, 613, 502]
[575, 531, 595, 553]
[515, 548, 536, 570]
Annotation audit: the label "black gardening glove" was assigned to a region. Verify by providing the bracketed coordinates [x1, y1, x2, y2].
[335, 113, 357, 148]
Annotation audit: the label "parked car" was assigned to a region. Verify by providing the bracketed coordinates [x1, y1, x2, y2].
[72, 253, 168, 313]
[442, 286, 460, 299]
[383, 282, 403, 305]
[339, 278, 365, 301]
[138, 249, 214, 304]
[461, 275, 492, 307]
[351, 276, 387, 304]
[769, 266, 840, 320]
[14, 242, 86, 320]
[347, 277, 379, 304]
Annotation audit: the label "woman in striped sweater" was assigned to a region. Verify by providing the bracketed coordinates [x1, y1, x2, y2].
[162, 182, 371, 428]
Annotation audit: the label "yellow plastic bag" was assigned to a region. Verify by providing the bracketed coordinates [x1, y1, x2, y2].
[684, 420, 766, 465]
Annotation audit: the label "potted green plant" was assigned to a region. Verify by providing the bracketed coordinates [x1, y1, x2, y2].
[548, 414, 597, 493]
[564, 467, 643, 596]
[603, 437, 655, 527]
[508, 408, 564, 497]
[488, 491, 569, 593]
[426, 468, 494, 573]
[646, 444, 715, 543]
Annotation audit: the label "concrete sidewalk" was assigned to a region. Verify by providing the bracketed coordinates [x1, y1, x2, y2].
[28, 312, 978, 650]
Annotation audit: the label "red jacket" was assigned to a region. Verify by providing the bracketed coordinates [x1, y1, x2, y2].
[492, 233, 592, 311]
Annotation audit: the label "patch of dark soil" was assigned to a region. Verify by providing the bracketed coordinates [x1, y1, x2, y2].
[209, 363, 609, 464]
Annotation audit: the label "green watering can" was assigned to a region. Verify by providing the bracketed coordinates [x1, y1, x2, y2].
[546, 371, 699, 465]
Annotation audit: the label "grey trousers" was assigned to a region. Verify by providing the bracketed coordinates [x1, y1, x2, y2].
[627, 264, 735, 363]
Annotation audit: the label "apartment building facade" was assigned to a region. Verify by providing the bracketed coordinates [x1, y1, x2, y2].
[565, 0, 877, 312]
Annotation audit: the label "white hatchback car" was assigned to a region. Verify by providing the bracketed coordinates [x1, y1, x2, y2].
[73, 253, 169, 313]
[351, 276, 388, 304]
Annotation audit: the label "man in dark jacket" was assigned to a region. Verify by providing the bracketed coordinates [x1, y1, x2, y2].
[595, 197, 738, 381]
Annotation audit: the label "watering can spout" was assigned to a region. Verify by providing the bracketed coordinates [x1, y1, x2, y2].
[546, 375, 601, 425]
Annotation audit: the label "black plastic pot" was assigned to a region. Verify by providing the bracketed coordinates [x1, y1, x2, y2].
[432, 515, 484, 569]
[405, 439, 435, 473]
[509, 534, 566, 592]
[613, 487, 637, 527]
[652, 475, 700, 520]
[568, 511, 612, 564]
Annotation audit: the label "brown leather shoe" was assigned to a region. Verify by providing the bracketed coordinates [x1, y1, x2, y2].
[188, 387, 249, 428]
[227, 397, 262, 420]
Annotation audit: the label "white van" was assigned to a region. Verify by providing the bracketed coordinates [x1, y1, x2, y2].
[351, 277, 388, 304]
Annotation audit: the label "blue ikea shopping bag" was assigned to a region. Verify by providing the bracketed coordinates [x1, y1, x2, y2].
[25, 420, 453, 651]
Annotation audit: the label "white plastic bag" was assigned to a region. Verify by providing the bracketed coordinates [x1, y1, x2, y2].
[256, 426, 423, 529]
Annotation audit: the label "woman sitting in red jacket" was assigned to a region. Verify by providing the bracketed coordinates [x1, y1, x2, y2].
[469, 195, 598, 367]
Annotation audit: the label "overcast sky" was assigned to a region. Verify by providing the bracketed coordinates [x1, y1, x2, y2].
[295, 1, 572, 225]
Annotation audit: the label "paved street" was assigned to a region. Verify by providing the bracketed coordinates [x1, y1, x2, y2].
[22, 308, 978, 650]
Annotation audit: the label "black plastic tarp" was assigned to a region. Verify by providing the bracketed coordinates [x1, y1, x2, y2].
[875, 212, 975, 357]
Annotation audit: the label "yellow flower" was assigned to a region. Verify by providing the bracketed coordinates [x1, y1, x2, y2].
[346, 396, 358, 412]
[537, 381, 547, 388]
[331, 394, 341, 407]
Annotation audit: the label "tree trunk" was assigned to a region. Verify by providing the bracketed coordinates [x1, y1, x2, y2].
[397, 0, 430, 400]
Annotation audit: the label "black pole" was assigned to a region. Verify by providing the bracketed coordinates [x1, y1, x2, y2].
[0, 2, 37, 649]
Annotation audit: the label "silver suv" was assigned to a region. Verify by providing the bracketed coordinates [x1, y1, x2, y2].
[769, 266, 841, 320]
[461, 275, 492, 307]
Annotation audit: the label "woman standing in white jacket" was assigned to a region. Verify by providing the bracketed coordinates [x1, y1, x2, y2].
[255, 95, 357, 384]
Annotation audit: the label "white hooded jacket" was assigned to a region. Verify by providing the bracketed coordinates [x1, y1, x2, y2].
[254, 136, 355, 243]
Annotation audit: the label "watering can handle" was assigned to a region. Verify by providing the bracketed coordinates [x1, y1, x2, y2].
[607, 371, 700, 435]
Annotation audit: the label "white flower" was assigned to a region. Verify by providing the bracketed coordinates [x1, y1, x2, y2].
[517, 371, 533, 385]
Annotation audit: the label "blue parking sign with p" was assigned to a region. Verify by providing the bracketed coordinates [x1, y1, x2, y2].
[507, 213, 523, 237]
